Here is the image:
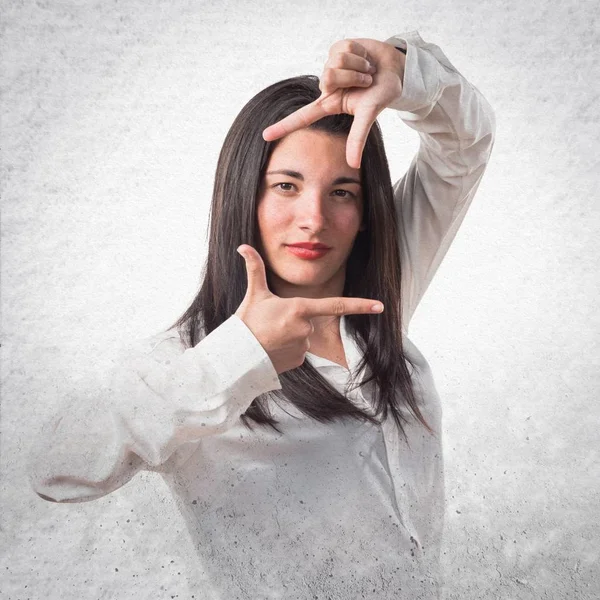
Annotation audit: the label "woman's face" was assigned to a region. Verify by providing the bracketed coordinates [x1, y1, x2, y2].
[257, 129, 364, 300]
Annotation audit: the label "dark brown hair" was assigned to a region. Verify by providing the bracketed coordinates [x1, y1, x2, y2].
[167, 75, 433, 443]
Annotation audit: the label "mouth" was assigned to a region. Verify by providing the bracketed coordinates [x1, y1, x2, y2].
[286, 242, 331, 250]
[285, 244, 331, 260]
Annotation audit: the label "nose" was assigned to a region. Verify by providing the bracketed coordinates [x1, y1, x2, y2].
[296, 190, 328, 233]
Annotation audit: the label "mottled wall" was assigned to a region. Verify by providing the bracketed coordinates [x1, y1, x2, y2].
[2, 0, 598, 598]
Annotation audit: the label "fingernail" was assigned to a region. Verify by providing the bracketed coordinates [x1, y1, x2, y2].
[368, 64, 377, 73]
[361, 73, 372, 83]
[237, 246, 245, 257]
[371, 303, 384, 312]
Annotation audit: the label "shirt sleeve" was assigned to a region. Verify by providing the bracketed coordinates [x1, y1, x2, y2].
[383, 31, 497, 334]
[28, 315, 282, 504]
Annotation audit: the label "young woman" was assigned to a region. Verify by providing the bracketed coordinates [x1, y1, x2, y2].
[29, 30, 495, 599]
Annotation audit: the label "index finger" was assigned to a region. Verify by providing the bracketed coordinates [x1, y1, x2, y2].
[262, 97, 329, 142]
[298, 296, 384, 318]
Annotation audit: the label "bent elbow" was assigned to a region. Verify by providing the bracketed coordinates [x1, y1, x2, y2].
[30, 474, 115, 504]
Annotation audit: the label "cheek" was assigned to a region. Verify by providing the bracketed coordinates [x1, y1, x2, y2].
[257, 202, 286, 245]
[336, 208, 363, 236]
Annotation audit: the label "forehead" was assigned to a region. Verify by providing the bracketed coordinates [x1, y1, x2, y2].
[266, 129, 359, 175]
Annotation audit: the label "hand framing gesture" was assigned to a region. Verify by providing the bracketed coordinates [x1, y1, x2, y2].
[262, 38, 406, 169]
[235, 245, 384, 375]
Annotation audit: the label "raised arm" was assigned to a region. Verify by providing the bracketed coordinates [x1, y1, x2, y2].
[28, 315, 282, 503]
[384, 31, 497, 333]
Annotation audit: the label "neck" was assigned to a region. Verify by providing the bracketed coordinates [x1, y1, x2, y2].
[311, 315, 342, 339]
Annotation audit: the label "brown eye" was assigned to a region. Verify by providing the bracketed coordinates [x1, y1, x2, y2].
[333, 189, 355, 199]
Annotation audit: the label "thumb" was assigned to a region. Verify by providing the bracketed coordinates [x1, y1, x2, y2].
[346, 107, 378, 169]
[237, 244, 272, 300]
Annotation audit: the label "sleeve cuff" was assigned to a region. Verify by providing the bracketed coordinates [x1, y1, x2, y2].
[129, 314, 283, 421]
[223, 314, 283, 395]
[182, 314, 283, 409]
[383, 30, 451, 117]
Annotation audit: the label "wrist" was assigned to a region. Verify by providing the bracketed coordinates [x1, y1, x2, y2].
[387, 44, 406, 86]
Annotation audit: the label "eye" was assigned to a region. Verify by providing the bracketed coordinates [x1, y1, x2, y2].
[271, 183, 356, 199]
[274, 182, 295, 192]
[333, 189, 355, 199]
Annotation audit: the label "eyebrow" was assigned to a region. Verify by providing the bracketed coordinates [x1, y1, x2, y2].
[265, 169, 362, 186]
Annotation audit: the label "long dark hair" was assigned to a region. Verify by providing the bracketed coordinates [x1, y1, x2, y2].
[167, 75, 433, 443]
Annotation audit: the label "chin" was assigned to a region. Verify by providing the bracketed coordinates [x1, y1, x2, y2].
[271, 263, 342, 290]
[277, 271, 328, 286]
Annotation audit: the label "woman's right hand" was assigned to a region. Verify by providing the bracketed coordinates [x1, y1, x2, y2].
[234, 244, 384, 375]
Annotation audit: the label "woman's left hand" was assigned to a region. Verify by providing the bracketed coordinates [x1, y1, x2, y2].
[262, 38, 406, 169]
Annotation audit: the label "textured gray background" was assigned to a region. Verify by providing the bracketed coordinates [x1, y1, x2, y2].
[2, 0, 599, 598]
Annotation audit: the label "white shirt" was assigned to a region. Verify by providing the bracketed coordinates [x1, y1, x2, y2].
[28, 30, 496, 599]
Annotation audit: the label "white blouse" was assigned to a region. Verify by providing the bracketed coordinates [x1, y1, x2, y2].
[28, 30, 496, 599]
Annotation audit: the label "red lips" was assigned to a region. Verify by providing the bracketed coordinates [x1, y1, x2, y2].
[286, 242, 331, 250]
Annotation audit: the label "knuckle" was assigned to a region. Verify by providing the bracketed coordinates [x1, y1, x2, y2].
[301, 321, 313, 338]
[341, 39, 354, 53]
[321, 69, 334, 87]
[289, 298, 304, 317]
[329, 52, 344, 68]
[332, 300, 345, 315]
[330, 39, 348, 54]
